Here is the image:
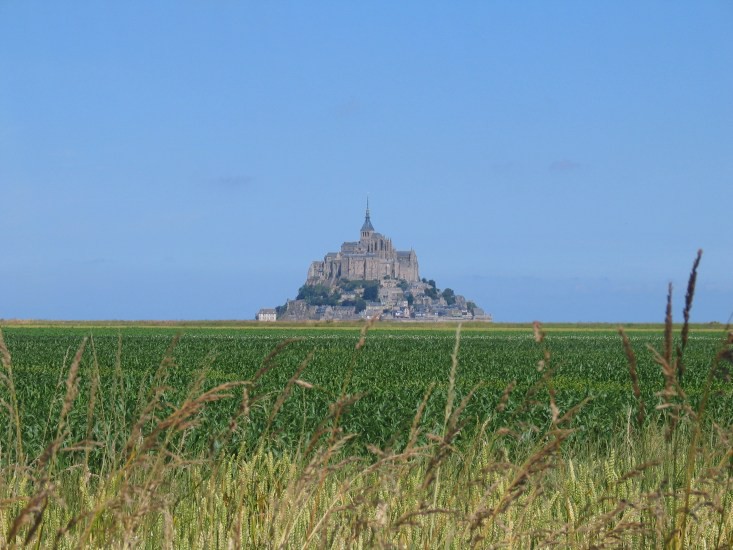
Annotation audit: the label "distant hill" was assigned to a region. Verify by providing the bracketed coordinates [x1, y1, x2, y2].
[266, 203, 491, 323]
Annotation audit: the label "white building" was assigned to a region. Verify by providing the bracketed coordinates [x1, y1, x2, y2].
[257, 308, 277, 322]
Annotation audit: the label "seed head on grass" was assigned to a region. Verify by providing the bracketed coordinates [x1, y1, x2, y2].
[677, 249, 702, 384]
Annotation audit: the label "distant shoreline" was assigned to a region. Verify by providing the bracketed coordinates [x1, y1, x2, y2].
[1, 318, 727, 332]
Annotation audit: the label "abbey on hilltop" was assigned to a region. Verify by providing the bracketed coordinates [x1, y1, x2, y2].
[258, 202, 491, 322]
[307, 201, 420, 285]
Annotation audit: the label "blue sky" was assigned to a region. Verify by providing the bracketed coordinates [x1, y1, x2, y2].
[1, 2, 731, 322]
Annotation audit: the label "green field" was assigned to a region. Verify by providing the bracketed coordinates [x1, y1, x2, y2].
[2, 323, 733, 548]
[2, 324, 730, 458]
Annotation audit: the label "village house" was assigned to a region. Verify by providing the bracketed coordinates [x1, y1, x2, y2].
[256, 308, 277, 322]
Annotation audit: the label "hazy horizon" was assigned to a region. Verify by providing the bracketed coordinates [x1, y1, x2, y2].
[2, 3, 731, 323]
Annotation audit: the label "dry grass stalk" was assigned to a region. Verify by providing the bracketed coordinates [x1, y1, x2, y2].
[495, 380, 517, 413]
[7, 337, 87, 546]
[664, 282, 674, 369]
[620, 327, 646, 426]
[264, 351, 314, 436]
[677, 249, 703, 384]
[253, 337, 303, 384]
[0, 329, 24, 465]
[84, 336, 104, 473]
[532, 320, 544, 344]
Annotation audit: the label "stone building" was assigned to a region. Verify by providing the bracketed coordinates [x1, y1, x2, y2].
[307, 203, 419, 285]
[256, 308, 277, 321]
[270, 201, 491, 322]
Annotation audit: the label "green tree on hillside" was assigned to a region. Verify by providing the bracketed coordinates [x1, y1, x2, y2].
[275, 304, 288, 318]
[362, 282, 379, 302]
[341, 298, 367, 313]
[297, 284, 341, 306]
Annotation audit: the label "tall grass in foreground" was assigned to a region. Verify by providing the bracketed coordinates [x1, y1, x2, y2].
[1, 251, 733, 548]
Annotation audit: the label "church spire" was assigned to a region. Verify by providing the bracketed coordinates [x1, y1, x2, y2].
[360, 198, 375, 234]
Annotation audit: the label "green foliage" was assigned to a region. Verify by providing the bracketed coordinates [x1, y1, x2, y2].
[442, 287, 456, 305]
[362, 283, 379, 301]
[340, 298, 367, 313]
[406, 292, 414, 306]
[397, 279, 409, 291]
[336, 279, 380, 301]
[338, 278, 380, 294]
[466, 301, 477, 314]
[428, 279, 436, 288]
[424, 286, 439, 300]
[338, 279, 358, 291]
[2, 326, 729, 462]
[296, 284, 341, 306]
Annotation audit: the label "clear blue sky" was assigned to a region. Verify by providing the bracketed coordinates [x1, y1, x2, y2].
[1, 2, 731, 322]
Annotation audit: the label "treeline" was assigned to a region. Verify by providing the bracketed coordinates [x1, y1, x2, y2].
[284, 277, 465, 317]
[293, 279, 385, 313]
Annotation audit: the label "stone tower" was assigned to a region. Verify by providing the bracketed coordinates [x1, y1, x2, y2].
[360, 199, 375, 240]
[307, 201, 420, 285]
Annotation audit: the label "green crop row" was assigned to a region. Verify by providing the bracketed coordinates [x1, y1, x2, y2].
[1, 326, 730, 463]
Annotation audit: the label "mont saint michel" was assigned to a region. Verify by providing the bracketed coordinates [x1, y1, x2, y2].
[260, 204, 491, 322]
[307, 202, 420, 284]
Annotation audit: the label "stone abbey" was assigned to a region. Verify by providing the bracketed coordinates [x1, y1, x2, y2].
[258, 201, 491, 322]
[307, 202, 420, 285]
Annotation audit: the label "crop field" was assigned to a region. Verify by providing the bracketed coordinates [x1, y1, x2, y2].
[2, 324, 730, 458]
[3, 322, 733, 548]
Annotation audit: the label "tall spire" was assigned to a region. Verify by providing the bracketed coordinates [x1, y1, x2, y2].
[361, 197, 375, 234]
